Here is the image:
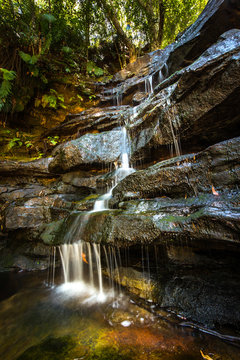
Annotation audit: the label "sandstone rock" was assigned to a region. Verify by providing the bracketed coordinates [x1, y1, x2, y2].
[48, 129, 123, 173]
[5, 205, 52, 230]
[62, 170, 102, 189]
[0, 158, 53, 177]
[113, 136, 240, 201]
[45, 105, 130, 138]
[129, 30, 240, 161]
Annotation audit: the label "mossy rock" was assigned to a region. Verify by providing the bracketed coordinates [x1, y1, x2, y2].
[17, 336, 82, 360]
[40, 219, 65, 245]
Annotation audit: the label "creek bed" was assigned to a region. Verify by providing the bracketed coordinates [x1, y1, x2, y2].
[1, 270, 240, 360]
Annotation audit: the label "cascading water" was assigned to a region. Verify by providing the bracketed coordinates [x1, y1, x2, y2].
[58, 126, 135, 301]
[145, 75, 153, 95]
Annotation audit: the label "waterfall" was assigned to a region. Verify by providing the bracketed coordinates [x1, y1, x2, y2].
[91, 126, 134, 212]
[159, 69, 164, 83]
[166, 92, 181, 157]
[145, 75, 153, 95]
[58, 126, 135, 301]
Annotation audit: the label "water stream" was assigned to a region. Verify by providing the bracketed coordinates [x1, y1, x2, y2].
[1, 270, 240, 360]
[58, 125, 135, 299]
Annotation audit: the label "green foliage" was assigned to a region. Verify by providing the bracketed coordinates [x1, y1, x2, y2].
[19, 51, 39, 65]
[8, 137, 23, 150]
[35, 89, 66, 109]
[0, 68, 16, 111]
[87, 61, 104, 77]
[0, 0, 208, 119]
[6, 130, 35, 152]
[47, 136, 59, 146]
[62, 46, 73, 54]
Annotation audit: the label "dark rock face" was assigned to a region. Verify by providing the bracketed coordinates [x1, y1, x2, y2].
[168, 0, 240, 73]
[113, 137, 240, 201]
[47, 30, 240, 171]
[109, 244, 240, 329]
[129, 29, 240, 161]
[0, 158, 105, 271]
[1, 0, 240, 331]
[48, 129, 123, 173]
[0, 158, 53, 177]
[45, 106, 130, 138]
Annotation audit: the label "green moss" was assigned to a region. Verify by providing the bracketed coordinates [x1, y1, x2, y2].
[40, 219, 65, 245]
[87, 346, 135, 360]
[161, 207, 205, 224]
[82, 194, 100, 201]
[17, 336, 77, 360]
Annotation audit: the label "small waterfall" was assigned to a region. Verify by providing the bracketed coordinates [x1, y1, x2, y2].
[121, 126, 130, 169]
[47, 246, 56, 287]
[145, 75, 153, 95]
[159, 69, 164, 83]
[166, 93, 181, 157]
[58, 126, 134, 301]
[58, 242, 107, 302]
[92, 126, 134, 212]
[113, 88, 123, 106]
[92, 189, 113, 212]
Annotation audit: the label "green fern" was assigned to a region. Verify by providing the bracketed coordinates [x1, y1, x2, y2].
[19, 51, 39, 65]
[35, 89, 65, 109]
[0, 68, 16, 112]
[0, 68, 16, 81]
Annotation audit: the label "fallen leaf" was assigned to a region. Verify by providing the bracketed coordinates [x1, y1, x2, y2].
[200, 350, 214, 360]
[82, 252, 88, 264]
[212, 185, 219, 196]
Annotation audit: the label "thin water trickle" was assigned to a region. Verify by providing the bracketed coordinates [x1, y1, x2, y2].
[145, 75, 153, 95]
[166, 92, 181, 157]
[159, 69, 164, 83]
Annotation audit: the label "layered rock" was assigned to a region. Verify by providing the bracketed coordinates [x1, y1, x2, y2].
[113, 136, 240, 201]
[48, 129, 124, 173]
[46, 29, 240, 171]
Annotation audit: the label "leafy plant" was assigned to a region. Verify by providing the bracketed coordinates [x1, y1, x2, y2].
[47, 136, 59, 146]
[24, 140, 33, 149]
[7, 137, 23, 150]
[87, 61, 104, 77]
[89, 94, 96, 101]
[35, 89, 66, 109]
[0, 68, 16, 111]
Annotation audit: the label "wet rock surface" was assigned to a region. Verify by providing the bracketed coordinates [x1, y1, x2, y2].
[113, 136, 240, 201]
[48, 129, 123, 173]
[1, 0, 240, 331]
[46, 29, 240, 169]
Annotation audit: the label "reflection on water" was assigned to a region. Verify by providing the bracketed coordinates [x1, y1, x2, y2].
[0, 271, 239, 360]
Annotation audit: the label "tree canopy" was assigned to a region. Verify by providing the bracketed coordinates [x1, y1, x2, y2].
[0, 0, 208, 118]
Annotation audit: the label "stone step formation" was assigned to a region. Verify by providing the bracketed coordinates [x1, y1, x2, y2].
[0, 0, 240, 330]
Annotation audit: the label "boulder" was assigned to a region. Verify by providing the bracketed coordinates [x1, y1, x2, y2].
[113, 136, 240, 201]
[0, 158, 54, 177]
[44, 105, 130, 138]
[48, 129, 123, 173]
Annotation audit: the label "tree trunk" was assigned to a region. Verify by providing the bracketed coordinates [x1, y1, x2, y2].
[157, 0, 165, 47]
[135, 0, 159, 50]
[97, 0, 136, 62]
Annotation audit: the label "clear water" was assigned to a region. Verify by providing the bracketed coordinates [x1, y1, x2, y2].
[0, 271, 240, 360]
